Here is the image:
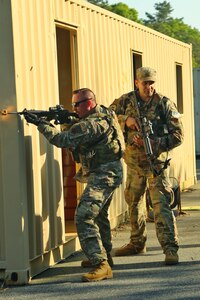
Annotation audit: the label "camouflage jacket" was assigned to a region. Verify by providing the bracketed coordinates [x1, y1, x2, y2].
[109, 90, 184, 171]
[38, 104, 125, 182]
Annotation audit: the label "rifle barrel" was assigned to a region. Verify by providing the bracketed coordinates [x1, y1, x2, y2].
[1, 110, 19, 115]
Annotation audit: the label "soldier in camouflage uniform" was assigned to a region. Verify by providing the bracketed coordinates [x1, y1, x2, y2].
[24, 88, 125, 282]
[109, 67, 184, 265]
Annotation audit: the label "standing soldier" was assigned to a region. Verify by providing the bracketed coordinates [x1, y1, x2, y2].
[109, 67, 184, 265]
[24, 88, 125, 281]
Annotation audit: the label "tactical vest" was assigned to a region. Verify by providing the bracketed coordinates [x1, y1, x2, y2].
[125, 91, 168, 145]
[73, 106, 125, 171]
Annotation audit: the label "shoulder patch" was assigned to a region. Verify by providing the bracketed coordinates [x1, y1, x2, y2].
[171, 111, 181, 119]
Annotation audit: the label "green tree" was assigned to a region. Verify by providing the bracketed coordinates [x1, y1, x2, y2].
[143, 1, 200, 67]
[144, 1, 174, 24]
[87, 0, 110, 9]
[109, 2, 139, 22]
[87, 0, 139, 22]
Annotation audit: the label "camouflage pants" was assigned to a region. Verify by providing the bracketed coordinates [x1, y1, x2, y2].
[125, 166, 179, 253]
[75, 162, 123, 265]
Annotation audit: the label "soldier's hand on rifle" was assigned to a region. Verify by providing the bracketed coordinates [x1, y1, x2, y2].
[24, 110, 52, 127]
[133, 134, 156, 150]
[125, 117, 140, 131]
[133, 134, 144, 147]
[56, 110, 78, 124]
[56, 111, 68, 124]
[24, 111, 41, 126]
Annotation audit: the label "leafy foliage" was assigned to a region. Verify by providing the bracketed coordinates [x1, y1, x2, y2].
[86, 0, 110, 9]
[86, 0, 200, 67]
[87, 0, 139, 22]
[108, 2, 139, 22]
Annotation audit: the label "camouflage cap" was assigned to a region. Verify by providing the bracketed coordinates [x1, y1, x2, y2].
[136, 67, 156, 82]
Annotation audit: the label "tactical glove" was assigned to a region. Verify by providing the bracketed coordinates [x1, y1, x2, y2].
[24, 111, 51, 126]
[24, 111, 40, 125]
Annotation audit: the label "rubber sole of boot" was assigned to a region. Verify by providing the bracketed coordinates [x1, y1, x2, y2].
[165, 260, 179, 265]
[82, 272, 113, 282]
[165, 258, 179, 265]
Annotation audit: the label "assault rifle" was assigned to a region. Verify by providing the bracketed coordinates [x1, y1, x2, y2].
[1, 104, 79, 125]
[139, 115, 159, 176]
[134, 99, 170, 177]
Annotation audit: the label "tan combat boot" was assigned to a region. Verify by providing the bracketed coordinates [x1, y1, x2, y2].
[114, 243, 146, 256]
[165, 250, 179, 265]
[81, 253, 113, 268]
[82, 260, 113, 282]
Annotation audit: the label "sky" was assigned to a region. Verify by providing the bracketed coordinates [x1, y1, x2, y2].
[107, 0, 200, 30]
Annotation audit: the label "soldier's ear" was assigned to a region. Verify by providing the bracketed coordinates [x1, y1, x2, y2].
[135, 79, 139, 88]
[88, 98, 95, 109]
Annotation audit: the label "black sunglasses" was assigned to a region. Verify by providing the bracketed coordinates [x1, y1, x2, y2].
[72, 97, 93, 108]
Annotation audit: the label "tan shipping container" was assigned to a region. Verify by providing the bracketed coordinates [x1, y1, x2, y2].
[0, 0, 196, 284]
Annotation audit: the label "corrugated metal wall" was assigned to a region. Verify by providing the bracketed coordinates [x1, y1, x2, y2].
[0, 0, 30, 284]
[193, 68, 200, 155]
[54, 0, 195, 184]
[0, 0, 196, 284]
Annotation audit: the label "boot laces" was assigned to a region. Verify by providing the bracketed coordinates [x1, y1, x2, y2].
[89, 262, 104, 274]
